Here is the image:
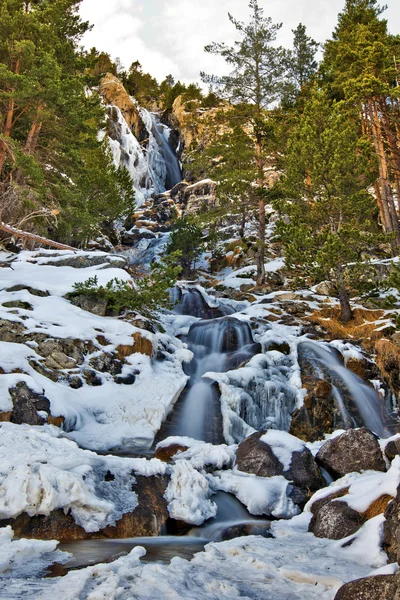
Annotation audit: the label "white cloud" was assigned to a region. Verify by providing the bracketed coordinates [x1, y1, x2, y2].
[79, 0, 400, 83]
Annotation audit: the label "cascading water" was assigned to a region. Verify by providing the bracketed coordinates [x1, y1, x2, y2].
[149, 113, 182, 190]
[299, 341, 393, 438]
[165, 317, 256, 443]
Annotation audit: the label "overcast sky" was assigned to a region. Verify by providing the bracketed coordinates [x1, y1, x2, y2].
[79, 0, 400, 84]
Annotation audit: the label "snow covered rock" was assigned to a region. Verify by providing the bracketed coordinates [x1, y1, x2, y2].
[334, 575, 400, 599]
[316, 428, 386, 479]
[309, 501, 363, 540]
[235, 430, 324, 495]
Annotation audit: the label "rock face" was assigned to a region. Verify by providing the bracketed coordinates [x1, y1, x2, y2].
[309, 500, 363, 539]
[0, 475, 169, 542]
[316, 428, 386, 478]
[235, 431, 325, 497]
[383, 486, 400, 563]
[99, 73, 147, 143]
[290, 376, 337, 442]
[334, 575, 400, 600]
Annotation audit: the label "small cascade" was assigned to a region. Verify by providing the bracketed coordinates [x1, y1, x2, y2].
[174, 287, 235, 319]
[149, 113, 182, 189]
[160, 291, 258, 443]
[299, 341, 393, 438]
[189, 492, 271, 542]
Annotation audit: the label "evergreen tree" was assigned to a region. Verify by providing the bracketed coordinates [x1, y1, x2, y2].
[282, 23, 319, 105]
[322, 0, 400, 250]
[121, 61, 160, 106]
[166, 218, 203, 278]
[0, 0, 135, 243]
[201, 0, 286, 285]
[277, 86, 380, 322]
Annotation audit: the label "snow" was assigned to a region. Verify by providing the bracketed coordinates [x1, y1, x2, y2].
[0, 526, 69, 579]
[165, 461, 217, 525]
[0, 252, 189, 451]
[214, 468, 300, 518]
[0, 423, 166, 532]
[306, 456, 400, 516]
[30, 512, 382, 600]
[156, 437, 236, 470]
[260, 430, 305, 470]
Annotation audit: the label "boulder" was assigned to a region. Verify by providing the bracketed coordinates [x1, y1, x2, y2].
[316, 428, 386, 479]
[309, 500, 363, 539]
[315, 281, 336, 296]
[235, 431, 324, 495]
[154, 444, 189, 462]
[9, 382, 50, 426]
[69, 294, 108, 316]
[334, 575, 400, 600]
[290, 376, 338, 442]
[385, 438, 400, 462]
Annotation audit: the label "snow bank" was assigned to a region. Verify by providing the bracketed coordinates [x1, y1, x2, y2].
[0, 423, 166, 531]
[214, 468, 300, 518]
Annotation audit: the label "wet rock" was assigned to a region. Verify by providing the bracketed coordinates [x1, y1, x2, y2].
[309, 501, 363, 539]
[334, 575, 400, 599]
[264, 341, 291, 355]
[235, 431, 324, 494]
[114, 374, 136, 385]
[219, 522, 272, 542]
[316, 428, 386, 479]
[9, 382, 50, 426]
[290, 377, 337, 442]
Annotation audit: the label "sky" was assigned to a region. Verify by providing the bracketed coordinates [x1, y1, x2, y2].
[79, 0, 400, 84]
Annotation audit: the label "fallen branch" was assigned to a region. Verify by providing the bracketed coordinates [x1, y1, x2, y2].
[0, 222, 78, 251]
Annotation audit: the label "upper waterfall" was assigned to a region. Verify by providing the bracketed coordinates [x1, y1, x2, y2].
[105, 104, 182, 206]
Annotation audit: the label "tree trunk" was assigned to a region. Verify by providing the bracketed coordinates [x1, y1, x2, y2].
[0, 57, 21, 174]
[255, 134, 265, 286]
[337, 267, 352, 323]
[368, 99, 400, 246]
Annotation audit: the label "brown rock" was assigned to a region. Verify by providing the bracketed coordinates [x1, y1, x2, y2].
[309, 487, 350, 515]
[383, 487, 400, 563]
[117, 331, 154, 358]
[99, 74, 147, 143]
[316, 428, 386, 479]
[9, 382, 50, 426]
[334, 575, 400, 600]
[385, 438, 400, 462]
[309, 501, 363, 539]
[154, 444, 189, 462]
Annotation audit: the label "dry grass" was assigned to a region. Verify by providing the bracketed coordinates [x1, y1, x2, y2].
[307, 306, 390, 349]
[362, 494, 393, 520]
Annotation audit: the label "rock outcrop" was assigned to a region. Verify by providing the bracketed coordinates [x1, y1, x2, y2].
[99, 73, 147, 144]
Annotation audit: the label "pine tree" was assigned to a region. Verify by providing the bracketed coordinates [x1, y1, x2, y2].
[278, 86, 380, 322]
[322, 0, 400, 250]
[201, 0, 286, 285]
[282, 23, 319, 105]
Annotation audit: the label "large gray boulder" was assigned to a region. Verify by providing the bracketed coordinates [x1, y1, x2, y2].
[235, 431, 325, 494]
[316, 428, 386, 479]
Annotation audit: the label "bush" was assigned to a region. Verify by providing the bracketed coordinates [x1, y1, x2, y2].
[68, 254, 181, 319]
[166, 218, 203, 278]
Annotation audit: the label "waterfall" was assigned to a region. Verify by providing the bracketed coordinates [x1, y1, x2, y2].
[105, 106, 181, 206]
[149, 113, 182, 190]
[298, 341, 392, 438]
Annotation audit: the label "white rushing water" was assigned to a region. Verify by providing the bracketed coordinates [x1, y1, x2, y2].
[299, 341, 391, 438]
